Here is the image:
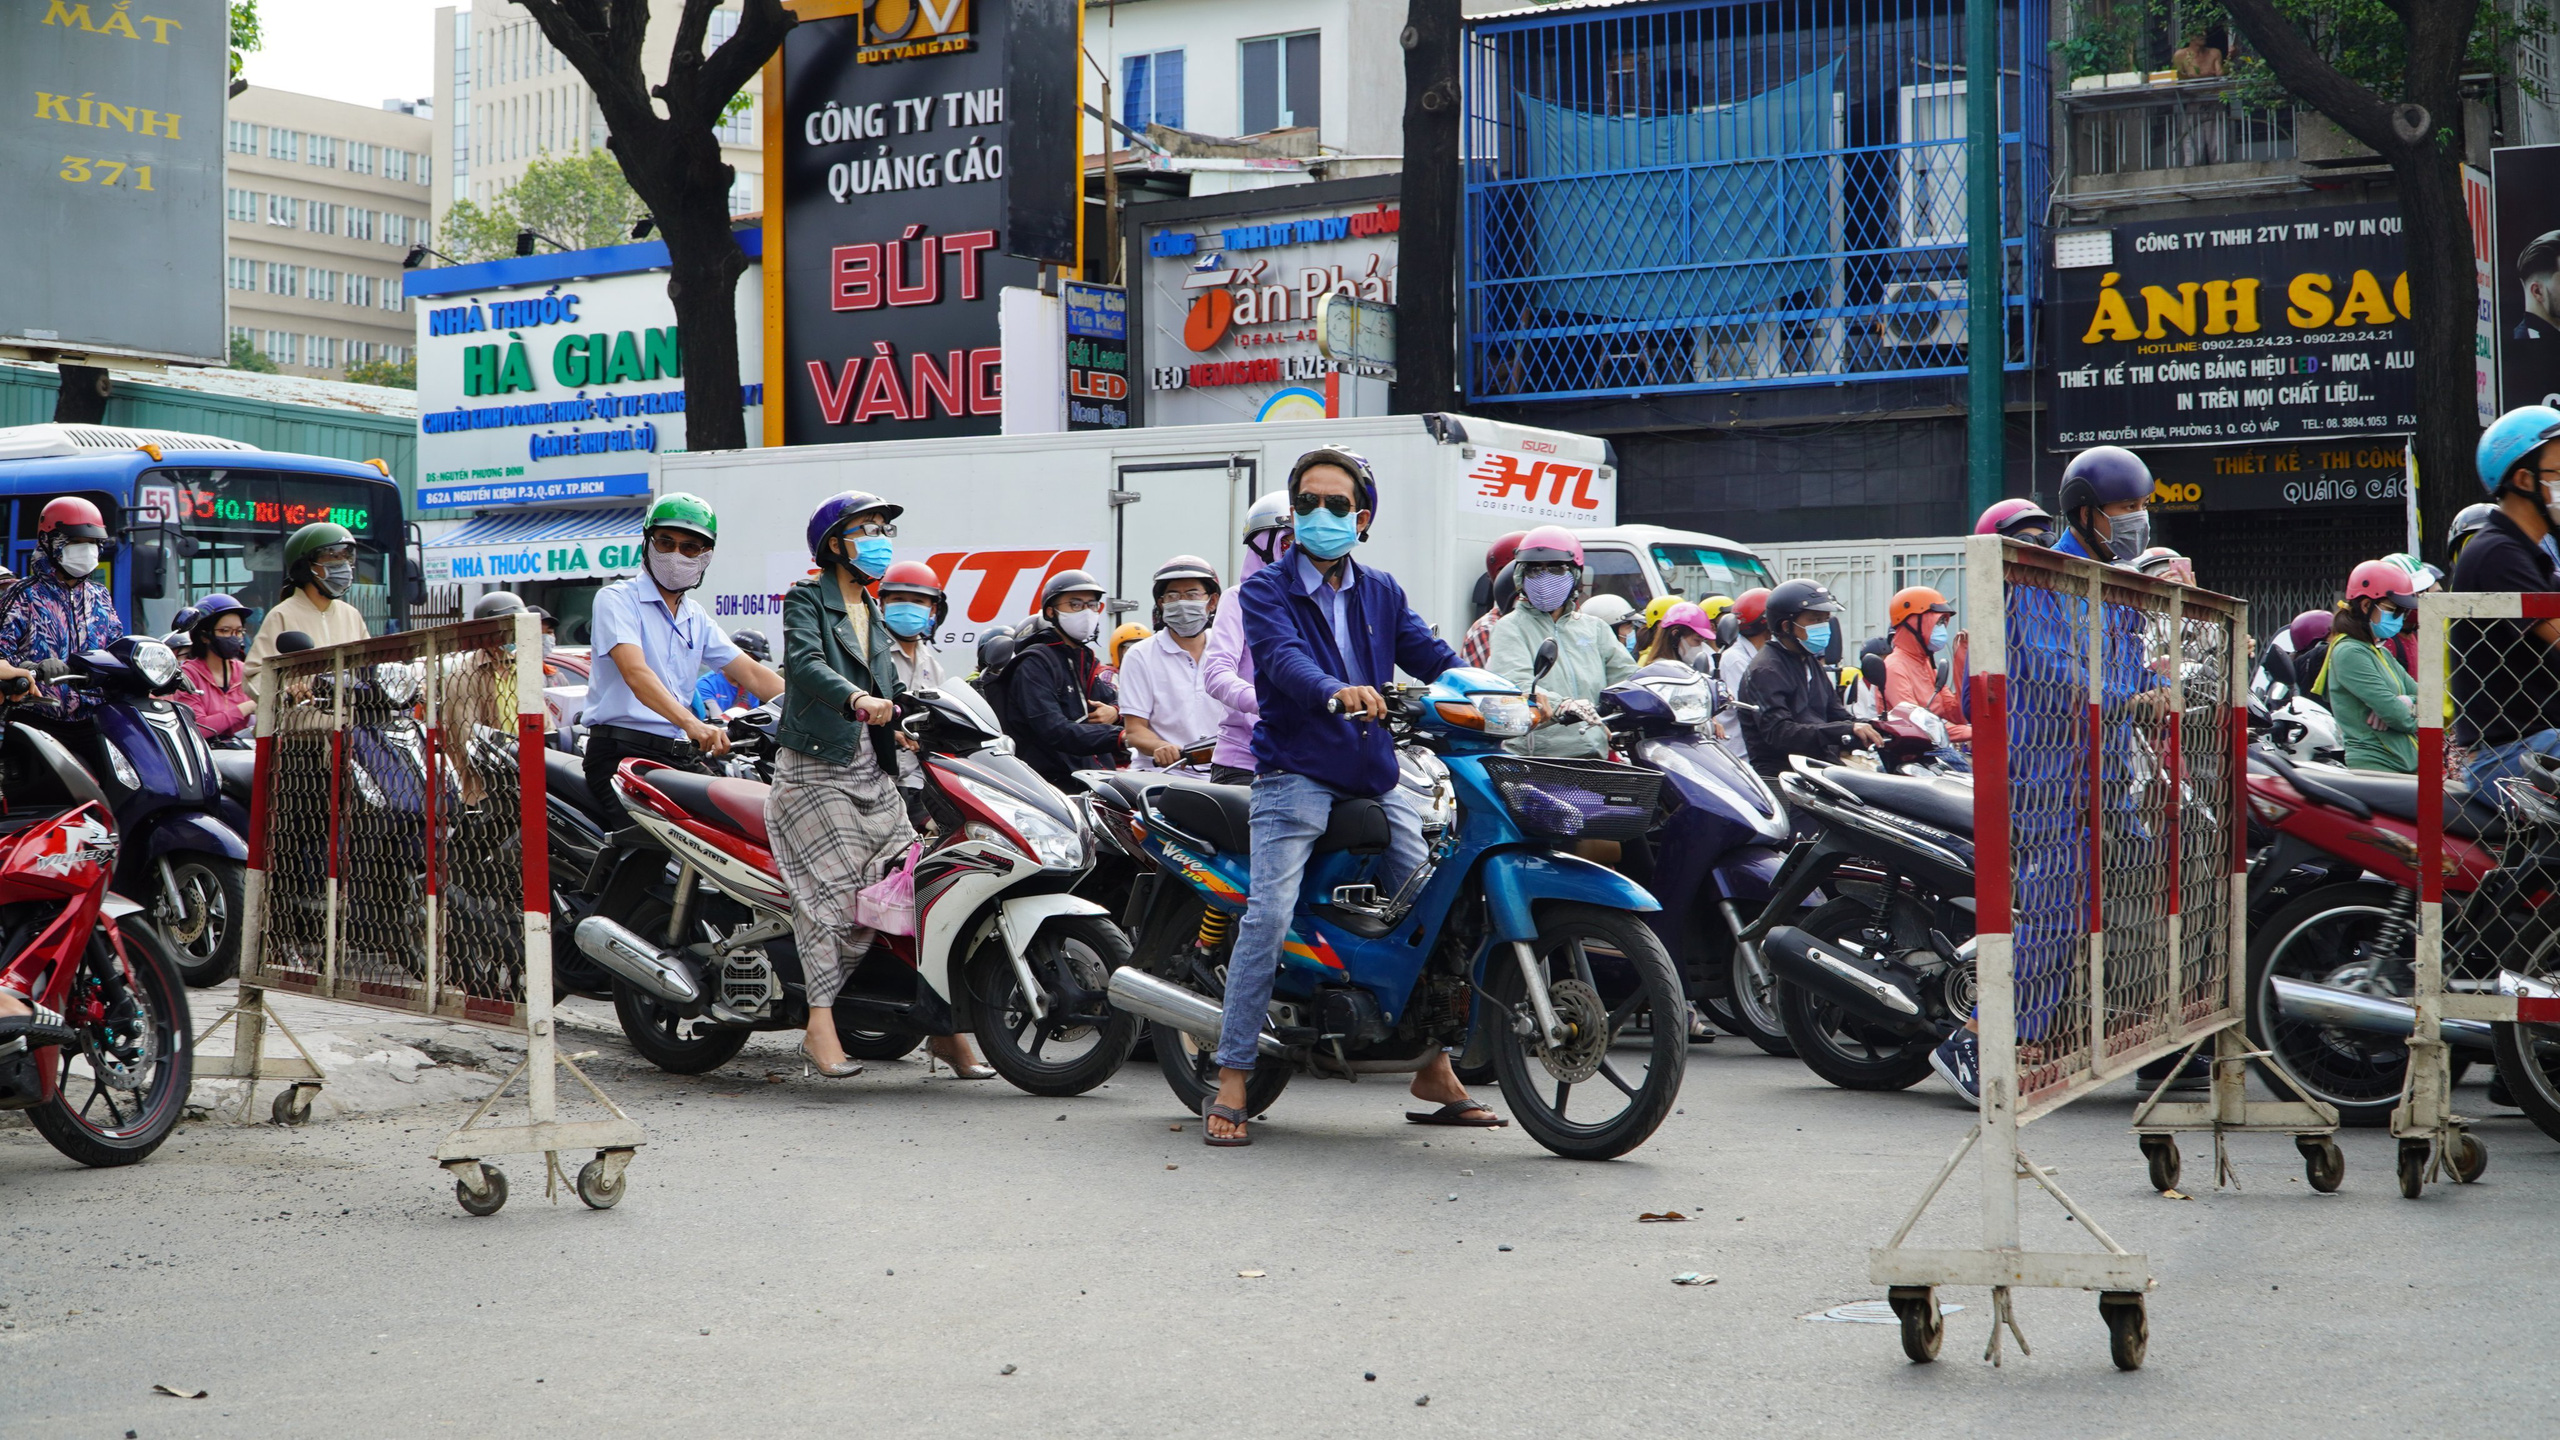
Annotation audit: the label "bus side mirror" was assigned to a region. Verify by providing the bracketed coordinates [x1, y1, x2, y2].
[405, 522, 427, 609]
[129, 534, 167, 600]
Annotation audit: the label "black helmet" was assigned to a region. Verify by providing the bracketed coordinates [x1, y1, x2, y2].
[730, 627, 771, 662]
[470, 591, 527, 620]
[1038, 568, 1105, 612]
[1149, 555, 1222, 601]
[1763, 578, 1844, 631]
[1287, 446, 1380, 534]
[2448, 501, 2499, 564]
[975, 624, 1018, 672]
[1491, 560, 1519, 614]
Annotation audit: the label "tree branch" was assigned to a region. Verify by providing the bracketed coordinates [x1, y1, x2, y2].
[699, 0, 795, 108]
[2222, 0, 2402, 153]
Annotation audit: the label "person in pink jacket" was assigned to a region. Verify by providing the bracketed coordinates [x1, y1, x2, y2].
[1199, 491, 1294, 784]
[1880, 585, 1970, 744]
[174, 594, 257, 743]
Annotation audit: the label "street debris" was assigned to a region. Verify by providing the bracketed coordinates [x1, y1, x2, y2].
[153, 1384, 209, 1399]
[1671, 1272, 1717, 1286]
[1638, 1210, 1688, 1222]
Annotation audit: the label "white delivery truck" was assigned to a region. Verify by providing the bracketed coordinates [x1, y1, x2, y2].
[657, 414, 1773, 653]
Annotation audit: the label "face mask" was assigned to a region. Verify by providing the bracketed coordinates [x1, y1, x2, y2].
[647, 547, 710, 593]
[883, 601, 935, 638]
[55, 543, 99, 579]
[1929, 622, 1951, 652]
[1055, 609, 1105, 644]
[1677, 637, 1707, 665]
[1292, 508, 1359, 560]
[317, 560, 356, 598]
[1623, 629, 1641, 656]
[2372, 609, 2405, 640]
[1160, 599, 1211, 637]
[849, 535, 895, 578]
[212, 635, 247, 661]
[1803, 621, 1834, 653]
[541, 636, 557, 655]
[1522, 571, 1575, 614]
[2104, 508, 2151, 563]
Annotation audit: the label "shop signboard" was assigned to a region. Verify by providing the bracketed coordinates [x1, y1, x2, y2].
[1062, 280, 1128, 430]
[2491, 143, 2560, 411]
[2046, 204, 2416, 450]
[1141, 199, 1401, 426]
[411, 258, 763, 510]
[769, 0, 1039, 445]
[2143, 441, 2407, 512]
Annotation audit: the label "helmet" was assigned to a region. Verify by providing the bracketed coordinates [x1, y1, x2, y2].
[975, 625, 1017, 673]
[1654, 602, 1714, 643]
[1038, 568, 1105, 612]
[1287, 446, 1378, 526]
[2381, 552, 2435, 594]
[283, 521, 355, 582]
[2476, 405, 2560, 493]
[2058, 447, 2154, 519]
[1484, 531, 1529, 577]
[877, 560, 947, 625]
[1150, 554, 1222, 601]
[470, 591, 527, 620]
[1732, 587, 1773, 635]
[2448, 502, 2500, 562]
[729, 627, 771, 662]
[1976, 497, 2059, 543]
[170, 606, 198, 633]
[2287, 609, 2334, 655]
[1579, 593, 1636, 628]
[1243, 490, 1293, 562]
[1490, 561, 1518, 614]
[1111, 622, 1151, 666]
[1889, 586, 1954, 631]
[1764, 578, 1844, 631]
[1640, 595, 1682, 629]
[2130, 546, 2194, 583]
[803, 489, 899, 565]
[36, 496, 109, 545]
[2345, 558, 2420, 608]
[187, 593, 250, 639]
[1699, 594, 1736, 622]
[1513, 525, 1584, 568]
[644, 491, 719, 544]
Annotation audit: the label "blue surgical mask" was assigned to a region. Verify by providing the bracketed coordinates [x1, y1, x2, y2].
[2372, 609, 2405, 640]
[849, 535, 895, 578]
[1292, 508, 1359, 560]
[883, 601, 934, 638]
[1929, 622, 1951, 652]
[1803, 622, 1834, 653]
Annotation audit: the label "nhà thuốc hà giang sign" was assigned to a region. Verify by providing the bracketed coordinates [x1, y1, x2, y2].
[2046, 204, 2416, 451]
[409, 257, 764, 509]
[1142, 199, 1401, 425]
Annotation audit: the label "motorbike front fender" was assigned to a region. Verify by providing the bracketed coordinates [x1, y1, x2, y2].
[996, 892, 1110, 960]
[1477, 848, 1659, 944]
[143, 811, 248, 865]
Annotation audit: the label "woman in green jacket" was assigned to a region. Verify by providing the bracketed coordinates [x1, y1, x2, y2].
[2317, 559, 2421, 774]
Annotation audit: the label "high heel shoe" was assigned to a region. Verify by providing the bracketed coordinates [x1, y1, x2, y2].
[927, 1039, 996, 1081]
[800, 1043, 864, 1079]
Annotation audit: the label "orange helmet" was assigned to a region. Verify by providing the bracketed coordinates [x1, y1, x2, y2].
[1732, 587, 1773, 635]
[1110, 622, 1151, 666]
[1889, 586, 1954, 633]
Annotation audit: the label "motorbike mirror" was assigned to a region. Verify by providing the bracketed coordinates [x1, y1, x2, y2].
[1858, 652, 1888, 693]
[128, 533, 168, 600]
[404, 521, 427, 610]
[2264, 646, 2298, 690]
[1531, 637, 1560, 686]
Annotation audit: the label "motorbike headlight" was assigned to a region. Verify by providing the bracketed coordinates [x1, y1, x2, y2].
[1646, 678, 1711, 727]
[948, 772, 1083, 869]
[375, 662, 422, 707]
[129, 637, 181, 689]
[1438, 693, 1535, 738]
[100, 736, 141, 790]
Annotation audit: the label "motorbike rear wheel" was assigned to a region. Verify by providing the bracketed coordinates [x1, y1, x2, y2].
[158, 853, 245, 988]
[967, 914, 1138, 1097]
[26, 917, 194, 1168]
[1489, 903, 1686, 1161]
[1776, 898, 1937, 1091]
[2245, 882, 2409, 1126]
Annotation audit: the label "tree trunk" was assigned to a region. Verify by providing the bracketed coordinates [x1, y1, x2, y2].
[1395, 0, 1461, 415]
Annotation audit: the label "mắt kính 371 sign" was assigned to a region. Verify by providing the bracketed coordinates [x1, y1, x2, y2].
[2046, 204, 2416, 450]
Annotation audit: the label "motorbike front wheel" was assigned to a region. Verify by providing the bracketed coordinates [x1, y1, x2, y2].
[158, 853, 245, 988]
[26, 917, 194, 1167]
[2245, 882, 2409, 1127]
[1776, 898, 1938, 1091]
[1488, 903, 1686, 1161]
[967, 914, 1139, 1097]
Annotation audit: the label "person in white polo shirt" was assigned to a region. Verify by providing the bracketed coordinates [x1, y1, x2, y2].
[1115, 555, 1229, 774]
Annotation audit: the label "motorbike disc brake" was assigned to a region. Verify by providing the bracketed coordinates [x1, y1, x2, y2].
[1535, 978, 1610, 1084]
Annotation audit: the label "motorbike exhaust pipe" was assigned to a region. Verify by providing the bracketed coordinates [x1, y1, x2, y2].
[2268, 976, 2495, 1053]
[1760, 926, 1936, 1037]
[574, 915, 703, 1009]
[1106, 968, 1287, 1059]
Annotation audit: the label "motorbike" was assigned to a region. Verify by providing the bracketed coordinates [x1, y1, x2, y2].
[0, 708, 195, 1167]
[28, 635, 250, 988]
[1091, 645, 1689, 1161]
[1594, 660, 1798, 1056]
[2253, 643, 2345, 767]
[570, 683, 1141, 1096]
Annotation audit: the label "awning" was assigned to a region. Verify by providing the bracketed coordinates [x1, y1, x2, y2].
[422, 506, 648, 585]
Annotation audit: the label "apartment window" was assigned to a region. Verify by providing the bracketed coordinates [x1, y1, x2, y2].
[347, 208, 375, 242]
[226, 257, 256, 291]
[267, 127, 299, 162]
[1240, 31, 1319, 133]
[716, 97, 757, 146]
[728, 174, 757, 215]
[1122, 49, 1185, 133]
[385, 276, 405, 311]
[386, 149, 408, 182]
[708, 6, 739, 46]
[231, 325, 256, 354]
[347, 142, 373, 176]
[265, 263, 300, 297]
[350, 273, 376, 308]
[266, 193, 299, 227]
[224, 188, 258, 222]
[228, 120, 257, 155]
[308, 134, 337, 168]
[306, 202, 332, 235]
[311, 336, 338, 369]
[420, 153, 431, 184]
[310, 269, 338, 303]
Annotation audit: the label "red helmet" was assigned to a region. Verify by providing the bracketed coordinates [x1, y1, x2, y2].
[878, 560, 948, 623]
[37, 495, 109, 544]
[1732, 587, 1772, 633]
[1484, 530, 1528, 577]
[2344, 558, 2418, 608]
[1976, 497, 2058, 544]
[1513, 525, 1584, 567]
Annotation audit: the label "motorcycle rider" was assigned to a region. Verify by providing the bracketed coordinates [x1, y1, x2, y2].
[1977, 496, 2063, 548]
[993, 570, 1123, 788]
[1640, 601, 1713, 666]
[1580, 592, 1640, 656]
[173, 594, 257, 744]
[0, 497, 127, 717]
[1737, 579, 1883, 777]
[1207, 447, 1495, 1145]
[1460, 531, 1529, 666]
[2053, 445, 2156, 565]
[1199, 491, 1293, 786]
[2317, 560, 2421, 775]
[1489, 526, 1635, 759]
[2451, 405, 2560, 789]
[582, 493, 783, 833]
[1117, 556, 1229, 772]
[247, 521, 368, 685]
[1105, 622, 1150, 686]
[1717, 588, 1772, 763]
[877, 562, 950, 692]
[1880, 586, 1969, 745]
[693, 627, 772, 719]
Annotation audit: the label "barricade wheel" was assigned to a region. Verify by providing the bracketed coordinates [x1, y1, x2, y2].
[576, 1155, 626, 1210]
[270, 1085, 314, 1127]
[2140, 1134, 2181, 1194]
[2395, 1138, 2430, 1199]
[455, 1165, 508, 1216]
[2447, 1131, 2487, 1184]
[1888, 1286, 1941, 1363]
[2101, 1292, 2147, 1371]
[2296, 1134, 2345, 1193]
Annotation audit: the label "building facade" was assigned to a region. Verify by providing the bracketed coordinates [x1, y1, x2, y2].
[1082, 0, 1410, 163]
[222, 87, 434, 378]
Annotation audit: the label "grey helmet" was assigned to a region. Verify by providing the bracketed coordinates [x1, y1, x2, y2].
[470, 591, 527, 620]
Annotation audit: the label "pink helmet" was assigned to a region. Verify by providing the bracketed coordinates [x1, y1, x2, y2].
[2287, 609, 2334, 654]
[1976, 497, 2060, 543]
[2345, 558, 2419, 607]
[1654, 602, 1713, 641]
[1513, 525, 1584, 567]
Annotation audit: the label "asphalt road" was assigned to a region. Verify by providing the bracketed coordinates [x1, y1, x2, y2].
[6, 987, 2557, 1437]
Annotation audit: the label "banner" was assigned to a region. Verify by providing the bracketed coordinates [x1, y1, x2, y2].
[1062, 280, 1127, 430]
[2491, 144, 2560, 412]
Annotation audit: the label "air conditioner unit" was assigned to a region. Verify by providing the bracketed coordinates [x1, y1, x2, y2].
[1878, 280, 1968, 348]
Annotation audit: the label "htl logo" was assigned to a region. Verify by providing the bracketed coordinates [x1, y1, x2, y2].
[920, 549, 1094, 622]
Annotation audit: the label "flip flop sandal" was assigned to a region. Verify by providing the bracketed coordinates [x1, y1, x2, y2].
[1404, 1099, 1510, 1128]
[1202, 1098, 1253, 1146]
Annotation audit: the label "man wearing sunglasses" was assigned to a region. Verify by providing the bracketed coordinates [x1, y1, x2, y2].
[582, 492, 785, 831]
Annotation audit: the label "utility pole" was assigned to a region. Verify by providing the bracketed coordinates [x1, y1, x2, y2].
[1395, 0, 1460, 414]
[1964, 0, 2002, 515]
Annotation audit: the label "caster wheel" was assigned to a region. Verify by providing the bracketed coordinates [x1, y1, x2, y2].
[1888, 1285, 1942, 1363]
[270, 1084, 314, 1127]
[455, 1165, 508, 1217]
[2447, 1131, 2487, 1184]
[2296, 1135, 2345, 1193]
[2140, 1133, 2181, 1194]
[575, 1155, 627, 1210]
[2396, 1138, 2430, 1199]
[2100, 1292, 2147, 1371]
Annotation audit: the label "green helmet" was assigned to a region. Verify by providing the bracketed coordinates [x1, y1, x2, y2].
[644, 491, 718, 544]
[284, 521, 355, 576]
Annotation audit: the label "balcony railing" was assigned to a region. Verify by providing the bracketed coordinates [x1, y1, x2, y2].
[2064, 77, 2295, 177]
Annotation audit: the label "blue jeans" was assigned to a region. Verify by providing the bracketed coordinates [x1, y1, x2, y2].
[2463, 729, 2560, 794]
[1214, 771, 1426, 1072]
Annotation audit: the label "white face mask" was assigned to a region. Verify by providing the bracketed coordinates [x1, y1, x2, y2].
[1056, 609, 1105, 644]
[1678, 636, 1707, 666]
[647, 547, 711, 593]
[55, 542, 99, 579]
[317, 560, 356, 598]
[1159, 599, 1211, 637]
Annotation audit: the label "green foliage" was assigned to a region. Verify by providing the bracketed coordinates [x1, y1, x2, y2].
[343, 354, 416, 389]
[2058, 0, 2551, 106]
[436, 151, 648, 263]
[226, 333, 278, 373]
[229, 1, 260, 81]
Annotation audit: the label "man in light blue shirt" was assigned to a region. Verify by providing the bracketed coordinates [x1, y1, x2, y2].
[582, 492, 783, 831]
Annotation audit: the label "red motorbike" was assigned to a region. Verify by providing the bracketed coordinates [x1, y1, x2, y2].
[0, 716, 194, 1166]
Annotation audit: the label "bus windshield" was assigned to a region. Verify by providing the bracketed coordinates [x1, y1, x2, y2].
[142, 468, 405, 637]
[1649, 542, 1775, 603]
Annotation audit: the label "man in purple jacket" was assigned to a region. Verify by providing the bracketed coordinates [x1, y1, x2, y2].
[1202, 448, 1504, 1145]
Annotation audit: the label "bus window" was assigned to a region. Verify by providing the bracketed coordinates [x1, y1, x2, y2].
[1649, 542, 1774, 604]
[1581, 547, 1650, 607]
[145, 469, 403, 636]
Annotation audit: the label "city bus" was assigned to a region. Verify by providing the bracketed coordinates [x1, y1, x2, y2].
[0, 422, 414, 636]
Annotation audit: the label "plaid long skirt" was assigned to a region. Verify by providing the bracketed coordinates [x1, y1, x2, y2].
[766, 743, 916, 1009]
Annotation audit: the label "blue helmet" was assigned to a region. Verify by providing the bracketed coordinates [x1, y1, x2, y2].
[803, 490, 902, 566]
[2476, 405, 2560, 493]
[2057, 446, 2153, 516]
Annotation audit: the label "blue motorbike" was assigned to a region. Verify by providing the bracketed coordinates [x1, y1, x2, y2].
[1095, 645, 1687, 1160]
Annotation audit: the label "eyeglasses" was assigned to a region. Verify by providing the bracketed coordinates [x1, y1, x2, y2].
[1291, 493, 1356, 517]
[312, 544, 357, 565]
[649, 531, 713, 558]
[840, 520, 898, 539]
[1052, 593, 1104, 613]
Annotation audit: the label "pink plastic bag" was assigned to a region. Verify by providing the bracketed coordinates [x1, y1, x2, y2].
[854, 842, 923, 936]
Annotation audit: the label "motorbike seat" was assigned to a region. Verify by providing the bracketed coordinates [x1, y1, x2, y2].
[639, 766, 772, 849]
[1150, 778, 1389, 857]
[543, 750, 601, 818]
[1089, 771, 1156, 812]
[209, 750, 256, 805]
[2300, 764, 2504, 843]
[1820, 767, 1974, 837]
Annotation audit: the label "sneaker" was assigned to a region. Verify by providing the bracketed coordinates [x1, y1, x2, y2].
[1930, 1030, 1982, 1104]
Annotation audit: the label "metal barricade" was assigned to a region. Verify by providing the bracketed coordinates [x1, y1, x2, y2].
[221, 612, 643, 1214]
[1869, 536, 2333, 1370]
[2398, 590, 2560, 1197]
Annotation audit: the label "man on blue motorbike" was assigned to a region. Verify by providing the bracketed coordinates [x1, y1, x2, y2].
[0, 497, 125, 718]
[1207, 448, 1502, 1145]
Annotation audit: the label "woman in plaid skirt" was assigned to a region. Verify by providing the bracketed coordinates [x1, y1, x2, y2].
[770, 490, 993, 1080]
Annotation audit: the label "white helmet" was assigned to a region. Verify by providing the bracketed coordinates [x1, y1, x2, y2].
[1242, 489, 1292, 563]
[1579, 593, 1637, 627]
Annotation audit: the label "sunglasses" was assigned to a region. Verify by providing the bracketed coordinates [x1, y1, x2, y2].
[649, 532, 713, 558]
[1291, 493, 1357, 518]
